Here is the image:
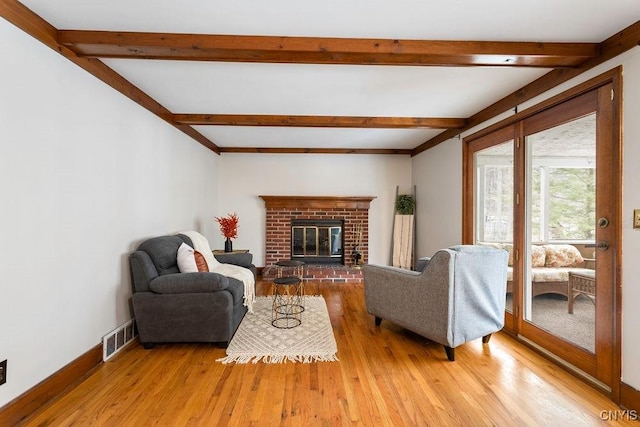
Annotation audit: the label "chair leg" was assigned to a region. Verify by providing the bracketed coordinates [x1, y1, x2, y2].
[444, 346, 455, 361]
[374, 316, 382, 326]
[482, 334, 492, 344]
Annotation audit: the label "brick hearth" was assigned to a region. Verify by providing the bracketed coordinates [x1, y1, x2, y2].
[260, 196, 375, 283]
[262, 264, 364, 283]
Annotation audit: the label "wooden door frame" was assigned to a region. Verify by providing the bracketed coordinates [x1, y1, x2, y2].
[462, 67, 622, 402]
[463, 126, 519, 331]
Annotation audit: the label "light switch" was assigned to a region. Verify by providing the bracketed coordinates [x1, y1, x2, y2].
[634, 210, 640, 229]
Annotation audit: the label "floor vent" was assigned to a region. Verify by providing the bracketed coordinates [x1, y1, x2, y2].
[102, 319, 137, 361]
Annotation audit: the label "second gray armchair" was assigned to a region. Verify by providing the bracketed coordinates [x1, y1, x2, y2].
[363, 245, 508, 361]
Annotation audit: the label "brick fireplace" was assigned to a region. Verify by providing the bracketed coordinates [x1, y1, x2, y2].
[260, 196, 375, 283]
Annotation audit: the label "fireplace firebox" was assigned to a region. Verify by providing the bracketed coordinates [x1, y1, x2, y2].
[291, 219, 343, 264]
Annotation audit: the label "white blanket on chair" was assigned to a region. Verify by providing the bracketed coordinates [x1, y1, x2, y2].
[178, 230, 255, 313]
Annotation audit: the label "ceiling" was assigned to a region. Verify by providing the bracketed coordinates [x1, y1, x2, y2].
[4, 0, 640, 155]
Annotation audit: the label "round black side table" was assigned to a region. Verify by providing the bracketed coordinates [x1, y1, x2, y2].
[271, 260, 305, 329]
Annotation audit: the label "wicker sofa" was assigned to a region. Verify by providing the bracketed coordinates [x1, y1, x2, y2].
[483, 243, 594, 298]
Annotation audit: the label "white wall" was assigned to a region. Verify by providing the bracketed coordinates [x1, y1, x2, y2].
[619, 48, 640, 391]
[0, 20, 219, 406]
[411, 46, 640, 391]
[217, 153, 412, 266]
[412, 138, 463, 257]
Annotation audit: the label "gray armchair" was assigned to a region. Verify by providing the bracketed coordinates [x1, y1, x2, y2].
[363, 245, 508, 361]
[129, 234, 256, 348]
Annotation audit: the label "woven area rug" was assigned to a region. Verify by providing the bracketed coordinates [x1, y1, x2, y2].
[217, 295, 339, 364]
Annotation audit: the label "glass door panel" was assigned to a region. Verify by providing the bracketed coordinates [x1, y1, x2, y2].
[319, 228, 330, 256]
[524, 114, 596, 353]
[292, 227, 305, 256]
[305, 227, 317, 256]
[330, 227, 342, 256]
[473, 140, 514, 313]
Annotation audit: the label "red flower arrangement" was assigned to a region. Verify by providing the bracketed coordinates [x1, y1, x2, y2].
[215, 212, 239, 239]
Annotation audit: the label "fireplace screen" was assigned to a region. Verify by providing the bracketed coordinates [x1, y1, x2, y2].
[292, 221, 343, 263]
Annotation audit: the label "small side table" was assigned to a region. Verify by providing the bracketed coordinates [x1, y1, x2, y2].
[568, 270, 595, 314]
[271, 260, 305, 329]
[212, 249, 249, 254]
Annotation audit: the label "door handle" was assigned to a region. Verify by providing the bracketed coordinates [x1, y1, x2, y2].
[596, 241, 609, 251]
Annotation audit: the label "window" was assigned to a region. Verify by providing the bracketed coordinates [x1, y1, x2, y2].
[528, 113, 596, 243]
[477, 162, 595, 243]
[477, 164, 514, 242]
[476, 114, 596, 244]
[530, 166, 595, 242]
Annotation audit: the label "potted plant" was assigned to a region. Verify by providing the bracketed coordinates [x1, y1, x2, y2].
[395, 194, 415, 215]
[215, 212, 239, 252]
[393, 194, 415, 269]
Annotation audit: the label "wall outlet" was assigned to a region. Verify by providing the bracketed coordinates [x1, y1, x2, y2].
[0, 360, 6, 386]
[635, 210, 640, 229]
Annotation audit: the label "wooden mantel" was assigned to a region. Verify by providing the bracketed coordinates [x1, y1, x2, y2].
[259, 196, 376, 210]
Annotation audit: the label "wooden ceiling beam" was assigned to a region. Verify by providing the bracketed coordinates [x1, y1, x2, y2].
[174, 114, 466, 129]
[412, 19, 640, 155]
[5, 1, 637, 156]
[0, 0, 221, 154]
[219, 147, 413, 155]
[57, 31, 598, 68]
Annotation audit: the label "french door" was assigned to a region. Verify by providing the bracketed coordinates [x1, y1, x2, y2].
[463, 71, 621, 393]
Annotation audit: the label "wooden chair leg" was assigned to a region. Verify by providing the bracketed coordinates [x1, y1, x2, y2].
[374, 316, 382, 326]
[444, 346, 455, 361]
[482, 334, 492, 344]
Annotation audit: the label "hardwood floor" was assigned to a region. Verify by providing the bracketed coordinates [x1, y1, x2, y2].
[22, 281, 636, 426]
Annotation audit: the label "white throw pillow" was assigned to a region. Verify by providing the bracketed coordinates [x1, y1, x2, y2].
[176, 242, 198, 273]
[177, 230, 221, 271]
